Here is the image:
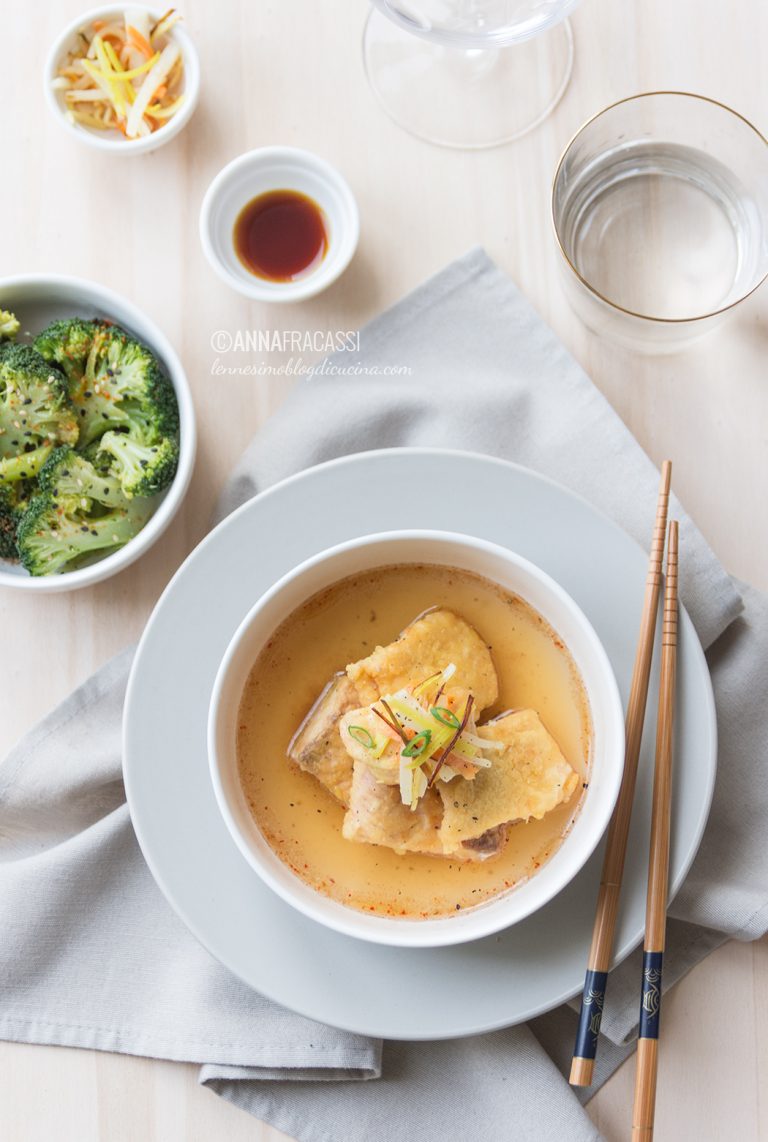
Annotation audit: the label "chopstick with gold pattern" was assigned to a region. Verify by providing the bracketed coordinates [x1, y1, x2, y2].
[570, 461, 672, 1087]
[631, 520, 679, 1140]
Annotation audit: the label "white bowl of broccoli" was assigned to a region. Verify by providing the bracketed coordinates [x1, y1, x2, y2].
[0, 274, 195, 591]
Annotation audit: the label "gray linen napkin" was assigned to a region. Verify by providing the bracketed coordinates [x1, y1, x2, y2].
[2, 250, 767, 1142]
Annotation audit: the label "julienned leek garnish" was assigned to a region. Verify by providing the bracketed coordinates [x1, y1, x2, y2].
[376, 699, 410, 744]
[426, 694, 474, 789]
[348, 663, 502, 811]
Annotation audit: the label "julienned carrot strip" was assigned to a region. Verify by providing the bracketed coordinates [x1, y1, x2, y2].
[92, 19, 105, 30]
[127, 25, 153, 58]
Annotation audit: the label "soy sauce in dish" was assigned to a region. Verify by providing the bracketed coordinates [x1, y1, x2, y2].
[233, 190, 328, 282]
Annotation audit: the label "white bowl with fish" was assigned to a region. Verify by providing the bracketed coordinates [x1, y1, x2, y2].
[208, 530, 625, 947]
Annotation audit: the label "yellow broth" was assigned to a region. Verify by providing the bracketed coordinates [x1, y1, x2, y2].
[236, 563, 592, 919]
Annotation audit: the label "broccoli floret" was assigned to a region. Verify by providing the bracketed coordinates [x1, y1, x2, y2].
[0, 481, 31, 561]
[0, 310, 20, 342]
[31, 317, 94, 381]
[0, 344, 79, 458]
[0, 443, 54, 482]
[97, 430, 179, 498]
[34, 320, 179, 449]
[16, 490, 154, 576]
[38, 445, 127, 509]
[81, 438, 115, 475]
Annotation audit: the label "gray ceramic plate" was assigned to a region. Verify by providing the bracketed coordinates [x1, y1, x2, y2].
[123, 449, 716, 1040]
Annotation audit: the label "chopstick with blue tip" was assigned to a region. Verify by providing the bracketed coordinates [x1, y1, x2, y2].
[570, 461, 672, 1088]
[631, 520, 679, 1140]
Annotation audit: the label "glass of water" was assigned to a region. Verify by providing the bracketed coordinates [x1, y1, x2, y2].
[363, 0, 581, 150]
[552, 92, 768, 351]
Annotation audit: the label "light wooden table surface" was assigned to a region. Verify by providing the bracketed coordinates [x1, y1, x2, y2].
[1, 1, 766, 1139]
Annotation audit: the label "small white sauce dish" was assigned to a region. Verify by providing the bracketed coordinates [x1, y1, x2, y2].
[0, 273, 196, 593]
[199, 147, 360, 302]
[208, 530, 625, 949]
[44, 5, 200, 155]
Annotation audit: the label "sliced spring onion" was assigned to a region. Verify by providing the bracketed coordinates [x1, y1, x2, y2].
[402, 730, 432, 758]
[348, 725, 375, 750]
[430, 706, 460, 729]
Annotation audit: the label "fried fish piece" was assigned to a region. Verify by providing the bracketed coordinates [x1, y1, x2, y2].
[338, 705, 400, 785]
[346, 609, 498, 713]
[342, 760, 445, 855]
[290, 609, 498, 805]
[438, 709, 579, 853]
[287, 673, 361, 806]
[341, 760, 507, 861]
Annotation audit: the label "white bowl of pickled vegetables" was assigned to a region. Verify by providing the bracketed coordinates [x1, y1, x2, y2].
[44, 6, 200, 154]
[208, 531, 625, 947]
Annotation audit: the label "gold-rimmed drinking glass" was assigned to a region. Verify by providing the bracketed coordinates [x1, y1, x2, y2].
[552, 92, 768, 351]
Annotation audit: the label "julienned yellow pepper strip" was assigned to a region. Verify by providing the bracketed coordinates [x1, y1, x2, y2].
[103, 41, 160, 81]
[81, 59, 118, 110]
[92, 36, 125, 116]
[145, 94, 185, 119]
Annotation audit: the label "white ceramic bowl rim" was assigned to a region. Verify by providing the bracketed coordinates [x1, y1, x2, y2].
[44, 4, 200, 154]
[199, 146, 360, 302]
[208, 529, 625, 948]
[0, 272, 196, 592]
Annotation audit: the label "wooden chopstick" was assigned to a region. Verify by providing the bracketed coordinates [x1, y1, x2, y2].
[570, 461, 672, 1087]
[631, 520, 679, 1140]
